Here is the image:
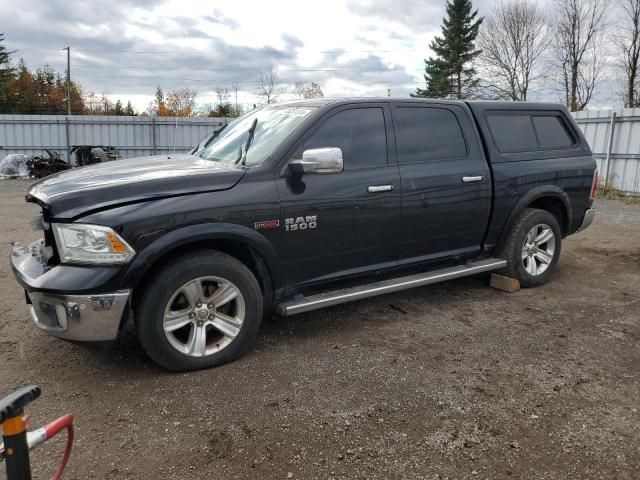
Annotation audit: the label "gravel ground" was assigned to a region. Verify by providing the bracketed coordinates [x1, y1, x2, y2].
[1, 179, 639, 480]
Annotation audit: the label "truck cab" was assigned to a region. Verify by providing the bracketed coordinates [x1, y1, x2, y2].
[11, 98, 597, 371]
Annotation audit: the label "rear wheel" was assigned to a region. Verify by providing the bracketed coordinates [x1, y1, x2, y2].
[499, 208, 562, 287]
[135, 250, 263, 371]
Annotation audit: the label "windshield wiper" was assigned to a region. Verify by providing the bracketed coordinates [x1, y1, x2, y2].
[195, 124, 227, 156]
[208, 123, 227, 144]
[235, 118, 258, 166]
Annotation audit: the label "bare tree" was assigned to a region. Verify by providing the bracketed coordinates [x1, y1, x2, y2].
[293, 82, 324, 99]
[478, 0, 549, 101]
[293, 82, 305, 99]
[215, 87, 230, 107]
[165, 88, 197, 116]
[257, 68, 282, 104]
[213, 87, 233, 117]
[553, 0, 608, 111]
[613, 0, 640, 107]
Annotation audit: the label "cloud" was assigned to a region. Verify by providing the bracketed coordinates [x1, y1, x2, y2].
[347, 0, 494, 33]
[29, 0, 167, 27]
[275, 51, 416, 94]
[0, 0, 304, 97]
[346, 0, 445, 32]
[281, 33, 304, 50]
[0, 0, 462, 106]
[204, 8, 240, 30]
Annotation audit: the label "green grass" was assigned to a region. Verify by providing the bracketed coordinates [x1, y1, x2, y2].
[597, 182, 640, 205]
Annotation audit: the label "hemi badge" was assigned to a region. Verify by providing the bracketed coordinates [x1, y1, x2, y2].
[254, 220, 280, 230]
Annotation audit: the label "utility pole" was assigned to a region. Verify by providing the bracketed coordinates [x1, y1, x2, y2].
[233, 79, 239, 116]
[63, 47, 71, 115]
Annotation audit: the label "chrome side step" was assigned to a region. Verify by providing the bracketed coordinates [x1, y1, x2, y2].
[277, 258, 506, 316]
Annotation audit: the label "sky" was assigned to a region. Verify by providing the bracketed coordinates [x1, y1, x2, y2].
[0, 0, 621, 112]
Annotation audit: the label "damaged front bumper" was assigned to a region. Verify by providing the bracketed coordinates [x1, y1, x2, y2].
[26, 290, 130, 342]
[11, 241, 130, 342]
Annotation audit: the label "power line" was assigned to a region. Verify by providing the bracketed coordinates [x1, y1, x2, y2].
[14, 47, 429, 92]
[6, 66, 427, 87]
[28, 63, 428, 72]
[12, 47, 423, 55]
[68, 74, 424, 85]
[76, 66, 425, 72]
[8, 46, 433, 98]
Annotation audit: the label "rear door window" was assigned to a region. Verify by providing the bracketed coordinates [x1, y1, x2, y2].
[393, 107, 467, 164]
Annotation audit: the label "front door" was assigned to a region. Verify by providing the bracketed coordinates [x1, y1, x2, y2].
[275, 104, 401, 289]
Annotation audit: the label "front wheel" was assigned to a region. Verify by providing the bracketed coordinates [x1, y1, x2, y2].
[499, 208, 562, 287]
[135, 250, 263, 371]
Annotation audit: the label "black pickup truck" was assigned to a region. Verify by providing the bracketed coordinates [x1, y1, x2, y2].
[11, 99, 597, 371]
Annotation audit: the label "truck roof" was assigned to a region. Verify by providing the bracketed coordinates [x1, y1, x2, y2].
[278, 97, 568, 111]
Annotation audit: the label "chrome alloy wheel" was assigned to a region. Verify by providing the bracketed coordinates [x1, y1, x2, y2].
[162, 276, 245, 357]
[521, 223, 556, 276]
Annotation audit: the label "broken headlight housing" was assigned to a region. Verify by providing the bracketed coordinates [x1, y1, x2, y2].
[52, 223, 135, 265]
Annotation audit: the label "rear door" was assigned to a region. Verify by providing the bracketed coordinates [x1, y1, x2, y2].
[275, 103, 401, 289]
[391, 102, 491, 264]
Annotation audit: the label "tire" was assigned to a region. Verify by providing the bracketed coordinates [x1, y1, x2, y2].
[135, 250, 263, 371]
[498, 208, 562, 288]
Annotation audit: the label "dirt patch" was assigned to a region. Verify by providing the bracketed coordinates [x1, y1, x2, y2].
[0, 179, 639, 479]
[573, 244, 640, 263]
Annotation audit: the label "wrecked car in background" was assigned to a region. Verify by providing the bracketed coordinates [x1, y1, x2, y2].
[0, 145, 120, 179]
[26, 150, 71, 179]
[71, 145, 120, 166]
[0, 151, 71, 179]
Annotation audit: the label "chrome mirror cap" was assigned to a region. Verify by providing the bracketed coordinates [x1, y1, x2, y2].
[288, 147, 344, 175]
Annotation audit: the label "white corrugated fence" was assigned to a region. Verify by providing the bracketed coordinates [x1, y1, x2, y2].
[573, 109, 640, 196]
[0, 114, 229, 161]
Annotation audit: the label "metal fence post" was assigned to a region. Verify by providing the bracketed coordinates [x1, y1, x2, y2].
[152, 117, 157, 155]
[65, 117, 71, 163]
[603, 111, 617, 194]
[173, 116, 178, 154]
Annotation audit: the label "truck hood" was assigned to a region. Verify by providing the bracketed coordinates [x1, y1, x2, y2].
[26, 154, 246, 219]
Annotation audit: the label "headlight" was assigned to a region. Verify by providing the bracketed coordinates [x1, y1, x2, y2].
[52, 223, 135, 265]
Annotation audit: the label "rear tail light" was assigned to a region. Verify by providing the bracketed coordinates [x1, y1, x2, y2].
[589, 169, 599, 200]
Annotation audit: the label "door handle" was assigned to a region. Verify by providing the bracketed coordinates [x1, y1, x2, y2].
[462, 176, 483, 183]
[367, 185, 394, 193]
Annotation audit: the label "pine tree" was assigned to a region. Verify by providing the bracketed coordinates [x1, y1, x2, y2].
[154, 86, 168, 115]
[413, 0, 483, 99]
[0, 33, 16, 108]
[6, 59, 34, 113]
[124, 100, 135, 116]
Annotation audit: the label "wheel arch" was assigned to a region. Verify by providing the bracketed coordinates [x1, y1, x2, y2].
[495, 186, 571, 254]
[123, 223, 282, 309]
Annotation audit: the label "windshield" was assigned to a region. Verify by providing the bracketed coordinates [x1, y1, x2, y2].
[197, 105, 317, 166]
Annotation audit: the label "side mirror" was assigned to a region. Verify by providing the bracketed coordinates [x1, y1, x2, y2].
[288, 147, 344, 176]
